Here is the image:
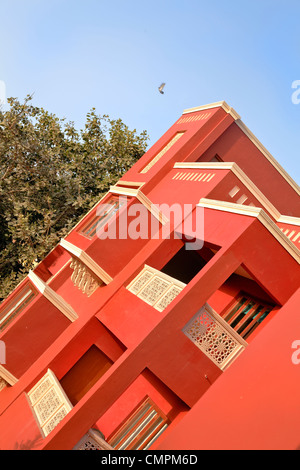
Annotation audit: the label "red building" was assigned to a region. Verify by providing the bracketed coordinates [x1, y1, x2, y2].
[0, 101, 299, 451]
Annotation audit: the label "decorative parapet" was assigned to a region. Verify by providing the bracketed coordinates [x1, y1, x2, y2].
[126, 265, 186, 312]
[183, 303, 247, 370]
[27, 369, 73, 438]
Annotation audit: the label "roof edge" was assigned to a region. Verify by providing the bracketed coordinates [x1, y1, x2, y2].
[182, 101, 300, 197]
[183, 101, 241, 120]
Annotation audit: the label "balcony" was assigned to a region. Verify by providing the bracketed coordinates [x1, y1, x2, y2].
[183, 303, 248, 370]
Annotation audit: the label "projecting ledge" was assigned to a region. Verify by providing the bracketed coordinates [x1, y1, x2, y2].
[59, 239, 113, 285]
[198, 198, 300, 264]
[28, 271, 78, 322]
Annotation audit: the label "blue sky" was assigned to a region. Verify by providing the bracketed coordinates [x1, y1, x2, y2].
[0, 0, 300, 184]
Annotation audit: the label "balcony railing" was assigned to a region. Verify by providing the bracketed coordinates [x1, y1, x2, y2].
[183, 303, 248, 370]
[73, 429, 114, 450]
[126, 265, 186, 312]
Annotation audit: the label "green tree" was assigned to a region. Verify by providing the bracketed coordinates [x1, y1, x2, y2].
[0, 95, 149, 300]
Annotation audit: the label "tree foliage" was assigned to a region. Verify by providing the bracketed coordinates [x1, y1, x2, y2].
[0, 95, 149, 300]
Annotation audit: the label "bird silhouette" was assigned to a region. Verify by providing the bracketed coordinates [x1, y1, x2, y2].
[158, 83, 166, 94]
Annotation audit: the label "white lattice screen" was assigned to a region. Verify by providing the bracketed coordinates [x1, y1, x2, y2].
[126, 265, 186, 312]
[27, 369, 73, 437]
[183, 304, 247, 370]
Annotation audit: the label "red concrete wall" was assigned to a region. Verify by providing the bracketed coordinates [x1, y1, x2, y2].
[146, 167, 228, 210]
[1, 295, 70, 379]
[206, 172, 272, 217]
[0, 103, 299, 451]
[120, 108, 232, 193]
[0, 392, 42, 450]
[49, 318, 126, 382]
[198, 123, 300, 217]
[157, 288, 300, 450]
[34, 245, 70, 282]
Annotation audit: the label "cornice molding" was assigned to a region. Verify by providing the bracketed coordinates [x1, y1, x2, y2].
[115, 180, 145, 188]
[198, 198, 300, 264]
[109, 186, 139, 197]
[183, 101, 241, 121]
[0, 365, 18, 386]
[277, 215, 300, 227]
[174, 162, 235, 170]
[28, 270, 78, 322]
[235, 120, 300, 196]
[59, 239, 113, 285]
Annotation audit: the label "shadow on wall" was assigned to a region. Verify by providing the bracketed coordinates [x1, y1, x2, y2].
[11, 435, 43, 450]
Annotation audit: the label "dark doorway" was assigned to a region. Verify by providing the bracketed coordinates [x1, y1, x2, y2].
[60, 345, 113, 405]
[161, 244, 215, 284]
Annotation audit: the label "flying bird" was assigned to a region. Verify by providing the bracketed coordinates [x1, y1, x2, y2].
[158, 83, 166, 94]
